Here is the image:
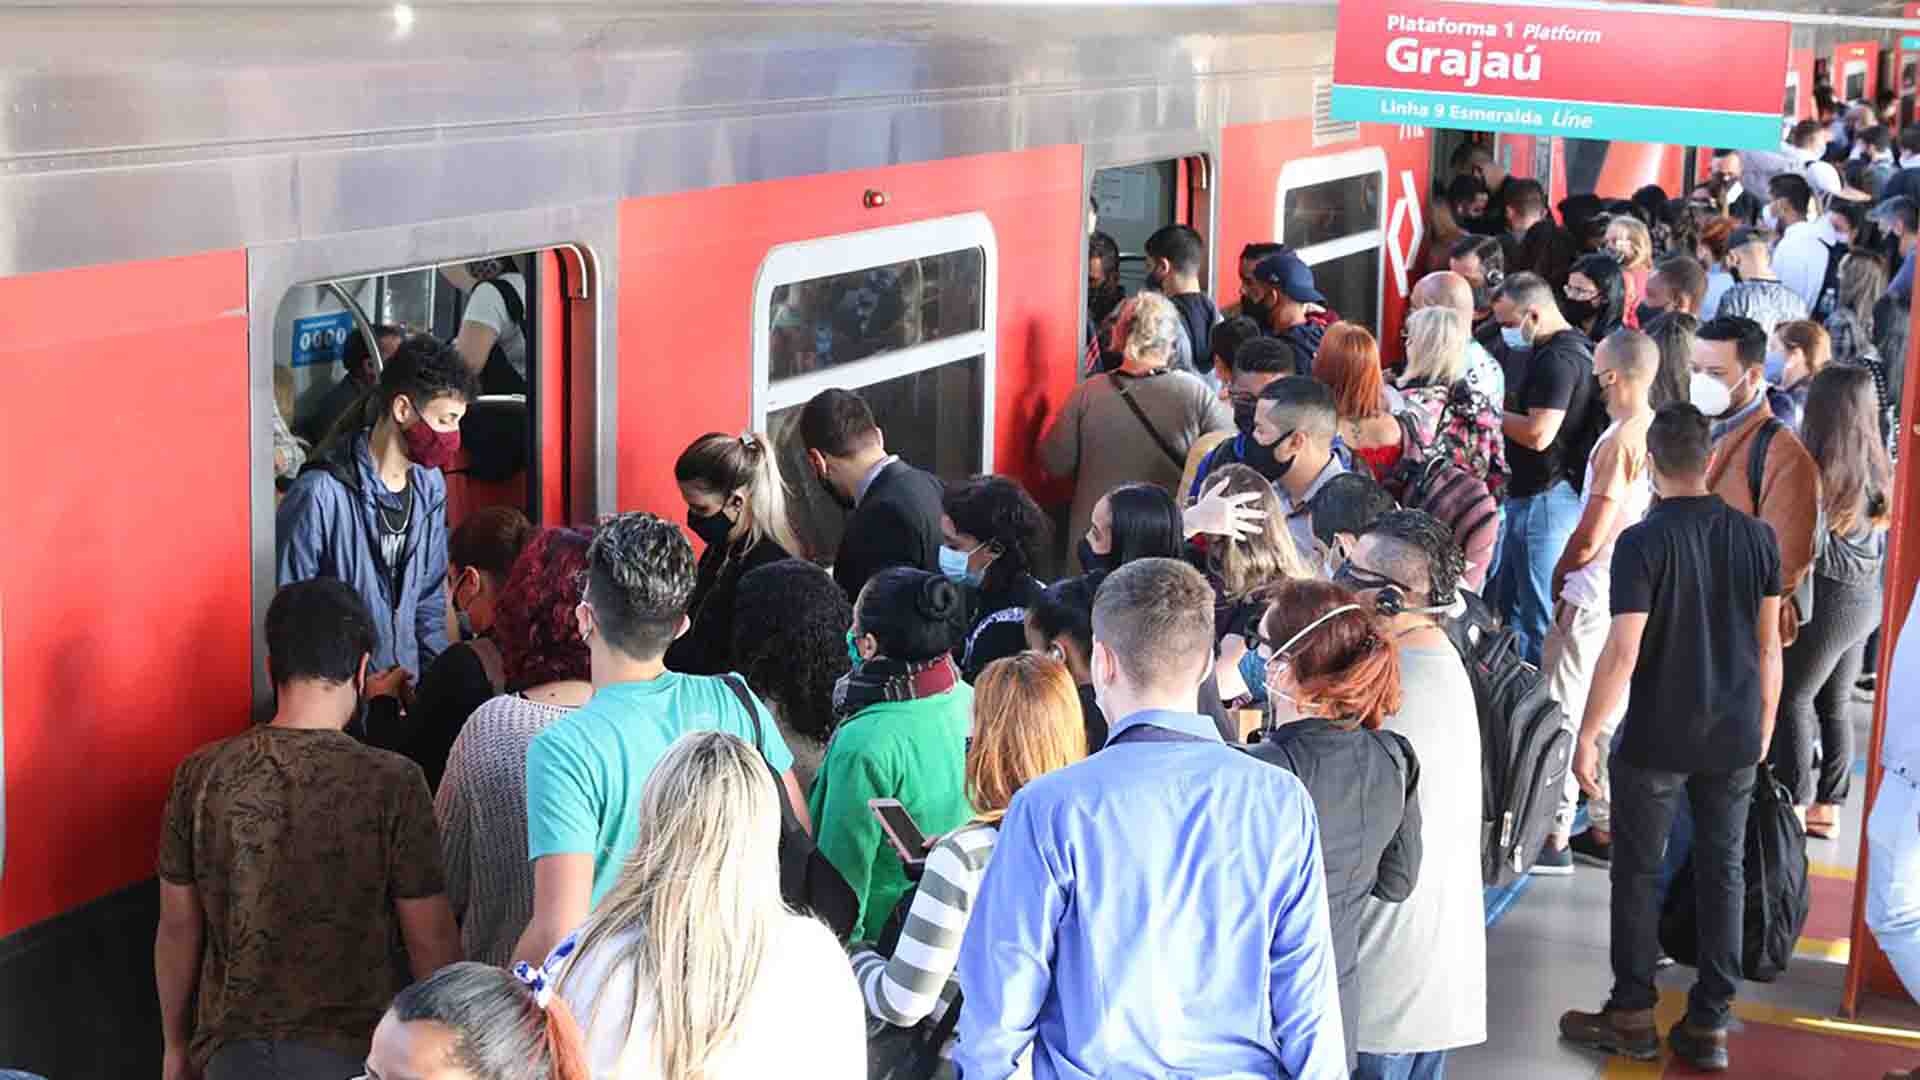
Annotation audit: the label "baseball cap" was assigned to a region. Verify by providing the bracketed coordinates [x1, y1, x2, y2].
[1727, 225, 1773, 251]
[1251, 250, 1327, 305]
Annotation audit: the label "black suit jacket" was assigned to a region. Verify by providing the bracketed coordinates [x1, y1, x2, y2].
[1726, 189, 1765, 227]
[832, 459, 945, 601]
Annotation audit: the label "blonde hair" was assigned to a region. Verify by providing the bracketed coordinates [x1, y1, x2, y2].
[1606, 217, 1654, 271]
[674, 432, 803, 559]
[1115, 291, 1182, 366]
[561, 732, 785, 1080]
[1205, 463, 1315, 596]
[967, 654, 1086, 822]
[1400, 306, 1469, 387]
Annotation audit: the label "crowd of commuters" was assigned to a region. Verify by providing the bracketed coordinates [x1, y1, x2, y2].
[152, 121, 1920, 1080]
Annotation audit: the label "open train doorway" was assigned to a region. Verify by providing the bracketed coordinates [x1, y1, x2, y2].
[1085, 154, 1215, 361]
[268, 247, 590, 533]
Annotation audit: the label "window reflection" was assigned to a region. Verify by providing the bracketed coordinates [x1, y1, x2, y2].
[1283, 174, 1383, 249]
[770, 355, 983, 560]
[767, 249, 984, 379]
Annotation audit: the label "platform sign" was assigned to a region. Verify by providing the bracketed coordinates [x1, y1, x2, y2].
[291, 311, 355, 369]
[1332, 0, 1792, 150]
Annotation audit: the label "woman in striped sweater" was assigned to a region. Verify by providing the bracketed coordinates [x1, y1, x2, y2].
[848, 652, 1087, 1060]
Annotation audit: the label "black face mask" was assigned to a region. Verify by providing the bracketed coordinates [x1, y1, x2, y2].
[1230, 393, 1259, 434]
[816, 470, 855, 511]
[688, 507, 734, 549]
[1244, 430, 1296, 484]
[1635, 302, 1664, 327]
[1242, 292, 1272, 327]
[1077, 538, 1114, 575]
[1560, 297, 1599, 326]
[1728, 264, 1745, 283]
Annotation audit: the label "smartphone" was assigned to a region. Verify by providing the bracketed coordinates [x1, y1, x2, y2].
[869, 798, 930, 872]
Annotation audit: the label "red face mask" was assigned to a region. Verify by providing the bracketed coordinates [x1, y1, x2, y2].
[400, 411, 461, 469]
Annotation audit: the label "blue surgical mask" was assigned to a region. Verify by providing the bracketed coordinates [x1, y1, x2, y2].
[938, 543, 982, 585]
[1501, 324, 1530, 351]
[846, 629, 864, 666]
[1765, 348, 1788, 384]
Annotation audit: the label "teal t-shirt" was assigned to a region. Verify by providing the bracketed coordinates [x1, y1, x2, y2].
[525, 673, 793, 905]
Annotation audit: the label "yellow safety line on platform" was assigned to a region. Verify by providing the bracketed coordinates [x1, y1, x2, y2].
[1596, 989, 1920, 1077]
[1794, 935, 1853, 964]
[1810, 859, 1857, 881]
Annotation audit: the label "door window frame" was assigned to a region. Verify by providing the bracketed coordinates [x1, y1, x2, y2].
[1275, 146, 1389, 331]
[750, 212, 998, 473]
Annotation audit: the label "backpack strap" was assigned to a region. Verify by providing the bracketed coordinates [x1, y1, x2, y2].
[720, 674, 767, 756]
[1748, 417, 1783, 511]
[1108, 373, 1188, 471]
[475, 276, 525, 330]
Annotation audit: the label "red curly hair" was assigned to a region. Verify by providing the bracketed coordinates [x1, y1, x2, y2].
[493, 527, 594, 691]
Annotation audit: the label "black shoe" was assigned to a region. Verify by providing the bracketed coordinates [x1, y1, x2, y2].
[1532, 840, 1574, 876]
[1570, 831, 1612, 867]
[1669, 1020, 1730, 1071]
[1560, 1006, 1659, 1060]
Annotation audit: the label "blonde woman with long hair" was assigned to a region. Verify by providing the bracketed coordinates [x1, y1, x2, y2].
[849, 653, 1086, 1066]
[556, 732, 863, 1079]
[667, 431, 802, 675]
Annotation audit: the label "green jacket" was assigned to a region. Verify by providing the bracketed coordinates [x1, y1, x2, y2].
[808, 683, 974, 941]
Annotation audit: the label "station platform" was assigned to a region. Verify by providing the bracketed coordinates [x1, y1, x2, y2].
[1459, 707, 1920, 1079]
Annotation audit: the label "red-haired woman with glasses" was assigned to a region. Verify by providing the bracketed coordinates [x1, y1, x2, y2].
[1241, 577, 1423, 1074]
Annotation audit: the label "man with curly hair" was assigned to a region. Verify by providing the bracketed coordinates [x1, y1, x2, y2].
[511, 512, 807, 965]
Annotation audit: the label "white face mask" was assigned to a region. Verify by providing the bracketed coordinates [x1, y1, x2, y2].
[1689, 370, 1735, 418]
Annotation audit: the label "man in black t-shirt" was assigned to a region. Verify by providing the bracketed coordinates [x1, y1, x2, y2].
[1487, 272, 1597, 664]
[1145, 224, 1219, 369]
[1558, 404, 1782, 1073]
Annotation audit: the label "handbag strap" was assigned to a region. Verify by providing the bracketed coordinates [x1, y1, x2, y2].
[1109, 373, 1188, 471]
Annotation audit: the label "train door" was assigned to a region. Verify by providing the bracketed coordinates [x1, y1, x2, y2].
[1083, 151, 1216, 359]
[1787, 68, 1803, 123]
[249, 210, 614, 704]
[1276, 148, 1388, 335]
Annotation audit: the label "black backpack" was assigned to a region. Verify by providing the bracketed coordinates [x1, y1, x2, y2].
[1443, 612, 1573, 887]
[1658, 766, 1810, 982]
[469, 277, 529, 396]
[720, 676, 861, 941]
[1811, 239, 1848, 323]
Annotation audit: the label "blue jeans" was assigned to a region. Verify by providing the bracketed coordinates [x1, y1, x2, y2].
[1489, 480, 1581, 664]
[1353, 1050, 1449, 1079]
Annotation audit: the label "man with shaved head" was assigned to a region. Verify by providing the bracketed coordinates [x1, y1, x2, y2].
[1411, 270, 1505, 405]
[1533, 328, 1659, 874]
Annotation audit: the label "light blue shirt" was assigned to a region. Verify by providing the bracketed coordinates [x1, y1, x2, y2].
[1703, 267, 1736, 319]
[953, 708, 1346, 1080]
[1882, 596, 1920, 782]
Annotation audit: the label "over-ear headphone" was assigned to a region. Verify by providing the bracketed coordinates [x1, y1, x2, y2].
[1372, 583, 1461, 619]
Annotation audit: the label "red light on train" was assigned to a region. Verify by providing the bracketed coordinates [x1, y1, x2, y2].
[863, 189, 889, 209]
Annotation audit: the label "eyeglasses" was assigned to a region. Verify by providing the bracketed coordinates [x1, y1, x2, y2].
[1332, 559, 1414, 594]
[1564, 284, 1601, 301]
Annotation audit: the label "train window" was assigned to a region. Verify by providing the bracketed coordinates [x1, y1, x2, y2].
[270, 250, 552, 525]
[766, 248, 985, 379]
[1785, 69, 1800, 119]
[1276, 148, 1388, 334]
[755, 214, 997, 562]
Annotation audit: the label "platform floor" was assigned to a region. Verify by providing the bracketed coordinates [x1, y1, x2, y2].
[1459, 701, 1920, 1078]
